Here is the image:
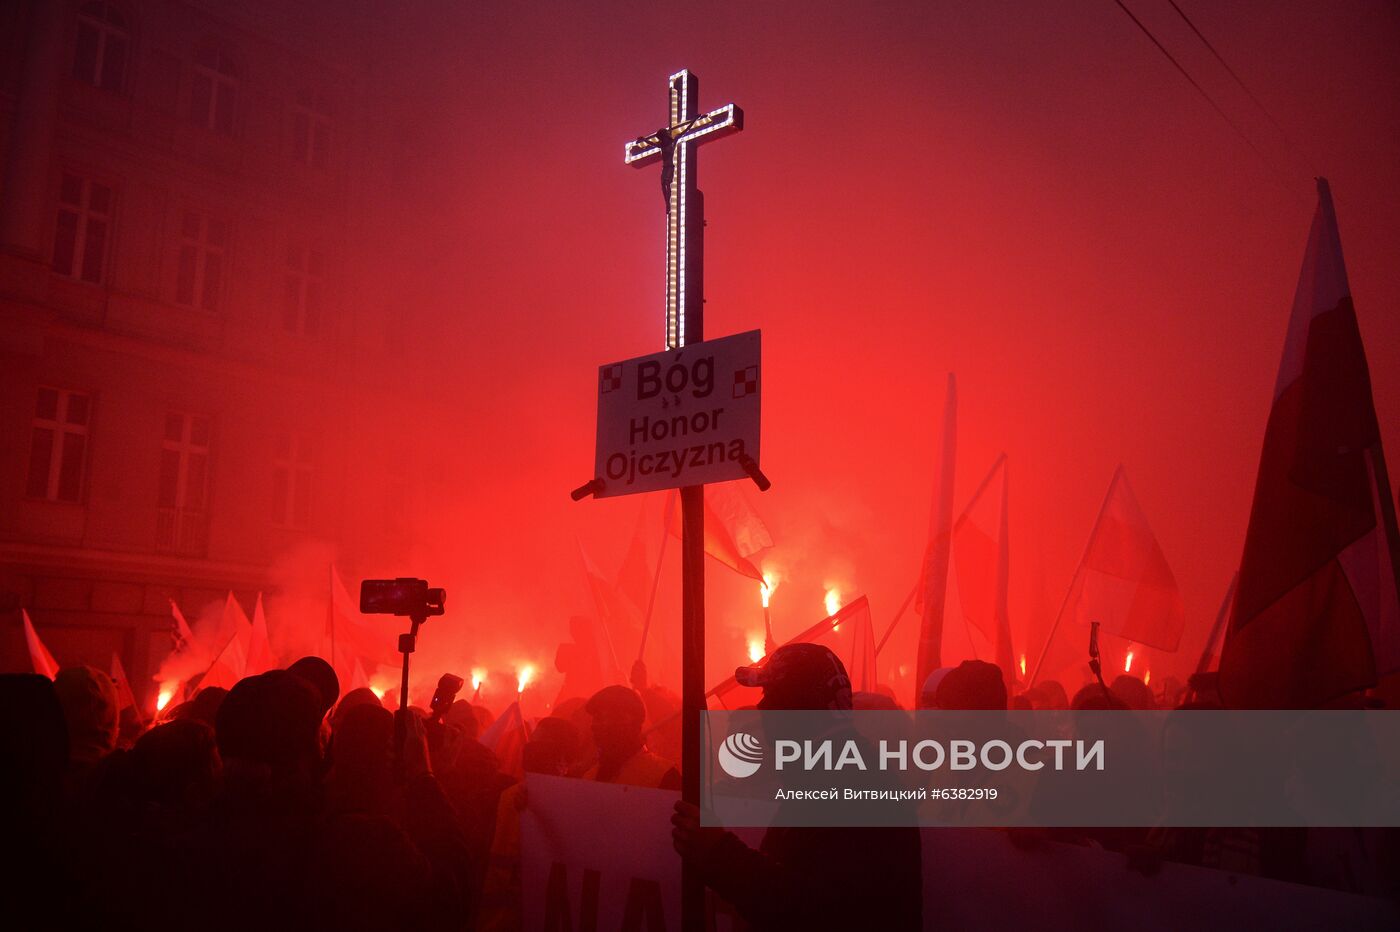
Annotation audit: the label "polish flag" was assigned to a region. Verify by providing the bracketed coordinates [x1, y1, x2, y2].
[217, 592, 253, 679]
[951, 454, 1015, 683]
[1030, 467, 1183, 686]
[325, 565, 398, 691]
[22, 609, 59, 680]
[1219, 179, 1400, 708]
[198, 627, 246, 692]
[480, 701, 529, 780]
[616, 504, 656, 615]
[707, 596, 875, 704]
[110, 653, 140, 716]
[169, 599, 196, 655]
[666, 487, 769, 581]
[245, 593, 276, 676]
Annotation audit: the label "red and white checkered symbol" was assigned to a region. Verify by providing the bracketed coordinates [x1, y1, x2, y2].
[733, 365, 758, 399]
[600, 365, 623, 394]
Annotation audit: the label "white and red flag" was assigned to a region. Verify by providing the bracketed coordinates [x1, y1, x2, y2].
[481, 700, 529, 780]
[199, 627, 246, 692]
[169, 598, 196, 655]
[324, 565, 397, 691]
[22, 609, 59, 680]
[951, 454, 1015, 684]
[666, 486, 769, 581]
[1031, 466, 1183, 687]
[245, 593, 276, 676]
[708, 596, 875, 705]
[1219, 179, 1400, 708]
[110, 652, 140, 717]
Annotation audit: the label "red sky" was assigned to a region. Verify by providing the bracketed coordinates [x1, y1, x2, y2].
[369, 0, 1400, 701]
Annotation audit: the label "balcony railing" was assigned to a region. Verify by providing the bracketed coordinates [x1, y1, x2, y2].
[156, 507, 209, 556]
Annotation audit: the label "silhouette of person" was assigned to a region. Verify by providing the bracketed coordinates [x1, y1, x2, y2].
[584, 685, 679, 789]
[671, 643, 922, 930]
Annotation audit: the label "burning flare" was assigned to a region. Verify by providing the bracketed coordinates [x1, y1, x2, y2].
[1124, 650, 1134, 674]
[1019, 654, 1027, 678]
[748, 636, 765, 664]
[156, 682, 177, 712]
[1144, 669, 1151, 687]
[825, 587, 842, 630]
[516, 664, 535, 694]
[759, 569, 781, 608]
[471, 668, 486, 691]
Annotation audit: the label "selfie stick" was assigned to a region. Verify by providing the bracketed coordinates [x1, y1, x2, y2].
[394, 612, 426, 781]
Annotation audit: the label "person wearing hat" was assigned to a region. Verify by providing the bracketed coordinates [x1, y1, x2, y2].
[670, 643, 922, 930]
[583, 685, 679, 790]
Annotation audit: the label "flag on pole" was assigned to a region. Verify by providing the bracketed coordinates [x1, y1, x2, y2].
[576, 543, 626, 684]
[666, 486, 768, 581]
[1067, 467, 1183, 650]
[708, 596, 875, 705]
[481, 700, 529, 780]
[199, 628, 246, 692]
[1030, 467, 1183, 687]
[325, 565, 397, 691]
[1195, 573, 1239, 677]
[246, 593, 275, 676]
[22, 609, 59, 680]
[347, 656, 372, 694]
[110, 652, 140, 716]
[705, 482, 774, 558]
[1219, 179, 1400, 708]
[219, 592, 253, 679]
[617, 504, 656, 614]
[169, 599, 196, 655]
[916, 373, 958, 695]
[951, 454, 1015, 683]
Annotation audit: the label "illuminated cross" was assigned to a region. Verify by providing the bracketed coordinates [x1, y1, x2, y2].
[625, 70, 743, 350]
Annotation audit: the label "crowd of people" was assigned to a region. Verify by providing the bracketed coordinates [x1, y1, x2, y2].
[3, 641, 1396, 930]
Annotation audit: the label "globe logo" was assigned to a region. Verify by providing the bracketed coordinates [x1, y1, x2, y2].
[717, 732, 764, 779]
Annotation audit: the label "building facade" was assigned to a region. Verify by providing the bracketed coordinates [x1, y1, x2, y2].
[0, 0, 441, 703]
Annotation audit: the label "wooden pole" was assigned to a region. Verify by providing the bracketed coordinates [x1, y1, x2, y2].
[680, 183, 706, 932]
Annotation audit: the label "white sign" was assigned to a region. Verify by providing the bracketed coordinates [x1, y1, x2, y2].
[593, 330, 761, 497]
[521, 779, 1398, 931]
[520, 775, 681, 930]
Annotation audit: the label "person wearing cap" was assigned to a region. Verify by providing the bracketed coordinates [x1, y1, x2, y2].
[583, 685, 679, 790]
[671, 643, 922, 930]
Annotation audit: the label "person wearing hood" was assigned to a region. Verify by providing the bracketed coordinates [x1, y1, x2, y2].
[670, 643, 922, 930]
[52, 665, 120, 802]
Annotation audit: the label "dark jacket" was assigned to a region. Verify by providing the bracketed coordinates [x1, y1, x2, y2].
[696, 824, 922, 931]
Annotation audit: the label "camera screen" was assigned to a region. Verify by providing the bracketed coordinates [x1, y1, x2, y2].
[359, 578, 428, 615]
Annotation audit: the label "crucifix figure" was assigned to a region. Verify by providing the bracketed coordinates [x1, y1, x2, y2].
[626, 70, 743, 350]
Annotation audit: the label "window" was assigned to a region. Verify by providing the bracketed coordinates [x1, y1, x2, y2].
[52, 173, 112, 284]
[282, 243, 323, 335]
[175, 210, 227, 310]
[292, 90, 331, 169]
[157, 413, 211, 554]
[26, 388, 91, 503]
[73, 2, 129, 92]
[272, 432, 316, 528]
[190, 47, 237, 133]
